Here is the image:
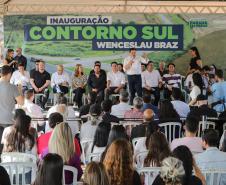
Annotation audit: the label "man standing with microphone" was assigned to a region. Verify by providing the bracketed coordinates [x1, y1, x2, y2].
[123, 48, 148, 105]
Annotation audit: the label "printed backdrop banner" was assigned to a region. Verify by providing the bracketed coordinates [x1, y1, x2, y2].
[3, 14, 226, 74]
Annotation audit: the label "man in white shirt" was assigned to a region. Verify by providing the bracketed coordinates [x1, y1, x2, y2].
[51, 65, 70, 94]
[142, 61, 162, 106]
[111, 90, 131, 118]
[123, 48, 148, 105]
[195, 129, 226, 185]
[171, 115, 203, 153]
[22, 89, 44, 129]
[171, 88, 190, 118]
[105, 62, 125, 100]
[10, 63, 30, 94]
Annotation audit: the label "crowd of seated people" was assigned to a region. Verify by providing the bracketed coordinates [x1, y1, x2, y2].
[1, 46, 226, 185]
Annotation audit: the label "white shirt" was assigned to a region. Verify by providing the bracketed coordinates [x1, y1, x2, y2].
[107, 71, 125, 87]
[22, 99, 44, 127]
[142, 70, 161, 88]
[190, 85, 201, 100]
[123, 55, 148, 75]
[185, 73, 194, 89]
[80, 120, 101, 141]
[10, 70, 30, 87]
[171, 100, 190, 118]
[111, 102, 131, 118]
[51, 71, 70, 87]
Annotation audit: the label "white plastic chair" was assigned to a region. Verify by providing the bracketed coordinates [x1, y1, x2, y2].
[81, 139, 94, 165]
[135, 150, 149, 168]
[1, 162, 37, 185]
[120, 121, 143, 136]
[132, 137, 146, 149]
[197, 121, 216, 137]
[137, 167, 161, 185]
[1, 152, 37, 163]
[158, 122, 182, 143]
[201, 169, 226, 185]
[87, 152, 102, 163]
[63, 165, 78, 185]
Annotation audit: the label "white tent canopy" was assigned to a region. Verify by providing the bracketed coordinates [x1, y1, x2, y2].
[1, 0, 226, 15]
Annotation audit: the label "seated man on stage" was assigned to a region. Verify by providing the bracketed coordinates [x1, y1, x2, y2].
[87, 63, 106, 103]
[162, 63, 181, 100]
[142, 61, 162, 106]
[51, 64, 70, 95]
[105, 62, 125, 100]
[30, 60, 51, 109]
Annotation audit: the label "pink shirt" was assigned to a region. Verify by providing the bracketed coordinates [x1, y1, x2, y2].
[171, 137, 203, 153]
[124, 109, 143, 119]
[37, 131, 52, 155]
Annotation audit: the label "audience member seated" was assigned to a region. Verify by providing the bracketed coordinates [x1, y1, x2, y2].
[101, 100, 120, 123]
[171, 88, 190, 118]
[134, 122, 159, 158]
[162, 63, 181, 99]
[87, 121, 111, 159]
[30, 60, 50, 109]
[80, 104, 102, 141]
[171, 115, 203, 153]
[152, 157, 185, 185]
[173, 146, 204, 185]
[158, 99, 181, 123]
[105, 62, 125, 100]
[2, 114, 36, 156]
[141, 93, 158, 116]
[0, 166, 11, 185]
[51, 64, 70, 95]
[10, 63, 30, 94]
[124, 97, 143, 119]
[144, 132, 171, 168]
[131, 109, 156, 141]
[142, 61, 162, 106]
[37, 112, 63, 155]
[88, 63, 106, 103]
[189, 94, 217, 120]
[22, 89, 44, 129]
[48, 122, 82, 183]
[47, 95, 68, 121]
[79, 91, 97, 119]
[111, 90, 131, 118]
[0, 65, 24, 144]
[103, 139, 142, 185]
[3, 49, 17, 72]
[101, 125, 129, 162]
[211, 69, 226, 112]
[195, 129, 226, 185]
[83, 161, 110, 185]
[189, 73, 204, 106]
[89, 61, 107, 77]
[71, 64, 87, 108]
[32, 153, 63, 185]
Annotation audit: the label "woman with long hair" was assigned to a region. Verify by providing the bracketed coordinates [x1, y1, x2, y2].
[144, 132, 171, 167]
[189, 73, 204, 106]
[48, 122, 83, 183]
[3, 114, 36, 154]
[172, 146, 204, 185]
[158, 99, 180, 123]
[71, 64, 87, 107]
[188, 47, 202, 75]
[84, 161, 110, 185]
[103, 139, 142, 185]
[33, 153, 63, 185]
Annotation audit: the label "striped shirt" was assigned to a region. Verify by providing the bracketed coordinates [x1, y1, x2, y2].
[162, 73, 181, 88]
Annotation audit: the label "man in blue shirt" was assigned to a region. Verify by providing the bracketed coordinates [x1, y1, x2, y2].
[211, 69, 226, 112]
[195, 129, 226, 185]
